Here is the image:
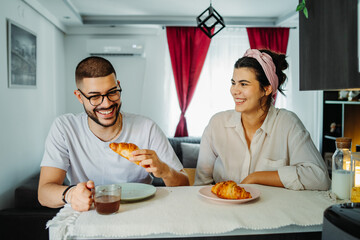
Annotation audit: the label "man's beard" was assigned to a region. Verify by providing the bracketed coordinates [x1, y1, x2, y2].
[84, 102, 122, 127]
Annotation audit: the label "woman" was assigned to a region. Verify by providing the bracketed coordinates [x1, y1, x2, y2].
[194, 49, 330, 190]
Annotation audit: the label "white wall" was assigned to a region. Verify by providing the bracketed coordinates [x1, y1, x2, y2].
[0, 0, 65, 209]
[64, 30, 175, 135]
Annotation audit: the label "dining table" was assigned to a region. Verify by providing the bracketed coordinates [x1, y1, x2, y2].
[47, 184, 337, 240]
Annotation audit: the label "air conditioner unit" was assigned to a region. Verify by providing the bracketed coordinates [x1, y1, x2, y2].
[86, 39, 145, 57]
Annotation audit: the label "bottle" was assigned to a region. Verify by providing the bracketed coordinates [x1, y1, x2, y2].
[331, 137, 352, 200]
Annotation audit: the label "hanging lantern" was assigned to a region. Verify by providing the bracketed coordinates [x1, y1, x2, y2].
[196, 3, 225, 38]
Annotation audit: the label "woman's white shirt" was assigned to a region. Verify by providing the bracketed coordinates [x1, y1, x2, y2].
[194, 105, 331, 190]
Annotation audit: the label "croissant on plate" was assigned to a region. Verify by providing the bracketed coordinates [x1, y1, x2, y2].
[211, 181, 252, 199]
[109, 142, 141, 165]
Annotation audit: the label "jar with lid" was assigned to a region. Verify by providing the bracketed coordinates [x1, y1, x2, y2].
[332, 137, 353, 200]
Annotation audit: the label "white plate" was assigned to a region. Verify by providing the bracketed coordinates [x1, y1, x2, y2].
[198, 185, 260, 203]
[116, 183, 156, 202]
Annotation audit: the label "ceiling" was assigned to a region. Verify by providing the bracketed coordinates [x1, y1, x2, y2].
[23, 0, 299, 33]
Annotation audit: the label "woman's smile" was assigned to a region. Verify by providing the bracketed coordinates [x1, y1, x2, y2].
[234, 98, 246, 104]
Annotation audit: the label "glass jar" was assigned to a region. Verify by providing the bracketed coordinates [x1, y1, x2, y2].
[332, 137, 353, 200]
[351, 152, 360, 203]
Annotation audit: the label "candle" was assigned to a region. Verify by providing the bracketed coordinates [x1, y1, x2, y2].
[351, 187, 360, 202]
[355, 166, 360, 187]
[350, 152, 360, 202]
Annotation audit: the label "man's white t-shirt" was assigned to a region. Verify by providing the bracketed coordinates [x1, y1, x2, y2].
[41, 111, 183, 186]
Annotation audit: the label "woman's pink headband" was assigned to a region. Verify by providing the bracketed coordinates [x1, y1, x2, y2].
[243, 49, 279, 103]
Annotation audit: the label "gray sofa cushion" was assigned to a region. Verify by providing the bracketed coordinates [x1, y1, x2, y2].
[153, 137, 201, 186]
[181, 142, 200, 168]
[168, 137, 201, 164]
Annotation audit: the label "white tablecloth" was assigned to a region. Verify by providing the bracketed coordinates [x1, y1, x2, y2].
[47, 185, 335, 239]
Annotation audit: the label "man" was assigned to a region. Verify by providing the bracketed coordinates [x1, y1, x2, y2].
[38, 56, 189, 212]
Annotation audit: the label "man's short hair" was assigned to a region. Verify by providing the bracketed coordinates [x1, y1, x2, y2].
[75, 56, 116, 86]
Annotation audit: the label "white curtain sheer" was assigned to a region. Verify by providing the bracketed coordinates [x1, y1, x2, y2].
[185, 28, 250, 136]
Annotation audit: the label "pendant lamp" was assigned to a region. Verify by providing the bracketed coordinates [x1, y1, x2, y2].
[196, 2, 225, 38]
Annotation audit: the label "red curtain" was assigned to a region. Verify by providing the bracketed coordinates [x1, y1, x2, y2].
[166, 27, 212, 137]
[246, 27, 290, 54]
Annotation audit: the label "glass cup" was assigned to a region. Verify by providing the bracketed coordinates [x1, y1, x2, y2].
[94, 184, 122, 215]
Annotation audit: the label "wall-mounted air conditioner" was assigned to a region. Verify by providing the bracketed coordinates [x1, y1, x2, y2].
[86, 39, 145, 57]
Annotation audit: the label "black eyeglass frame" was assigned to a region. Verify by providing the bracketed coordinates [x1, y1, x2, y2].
[77, 87, 122, 106]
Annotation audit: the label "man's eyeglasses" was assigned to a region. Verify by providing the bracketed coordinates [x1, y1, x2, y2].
[78, 87, 122, 106]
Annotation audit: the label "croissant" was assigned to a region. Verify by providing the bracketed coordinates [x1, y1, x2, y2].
[211, 181, 252, 199]
[109, 142, 140, 165]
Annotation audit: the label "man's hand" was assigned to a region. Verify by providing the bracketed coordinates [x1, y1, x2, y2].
[67, 180, 95, 212]
[130, 149, 189, 186]
[130, 150, 170, 178]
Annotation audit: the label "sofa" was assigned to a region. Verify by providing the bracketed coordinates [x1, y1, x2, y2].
[0, 137, 201, 240]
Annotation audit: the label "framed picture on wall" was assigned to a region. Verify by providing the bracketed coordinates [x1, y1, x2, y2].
[7, 19, 37, 88]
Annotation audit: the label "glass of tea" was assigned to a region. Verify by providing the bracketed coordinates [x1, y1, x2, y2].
[94, 184, 122, 215]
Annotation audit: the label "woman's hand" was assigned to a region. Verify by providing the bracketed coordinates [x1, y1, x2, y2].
[240, 171, 284, 188]
[240, 173, 256, 184]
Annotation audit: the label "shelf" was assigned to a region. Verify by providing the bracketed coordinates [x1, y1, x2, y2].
[324, 135, 338, 140]
[323, 92, 360, 155]
[325, 100, 360, 105]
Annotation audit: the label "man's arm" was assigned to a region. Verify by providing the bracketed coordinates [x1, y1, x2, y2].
[38, 166, 69, 208]
[161, 168, 190, 186]
[38, 166, 95, 211]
